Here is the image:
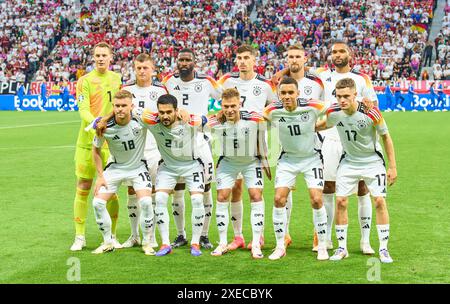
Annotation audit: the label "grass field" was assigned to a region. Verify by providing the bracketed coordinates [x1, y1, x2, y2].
[0, 111, 449, 284]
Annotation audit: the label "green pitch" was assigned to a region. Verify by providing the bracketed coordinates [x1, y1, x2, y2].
[0, 111, 449, 284]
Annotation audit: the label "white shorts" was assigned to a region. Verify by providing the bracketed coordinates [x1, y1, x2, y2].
[155, 161, 205, 192]
[143, 149, 161, 184]
[322, 137, 343, 182]
[336, 159, 387, 197]
[216, 158, 264, 190]
[197, 135, 214, 184]
[177, 135, 214, 185]
[98, 163, 152, 194]
[275, 153, 324, 189]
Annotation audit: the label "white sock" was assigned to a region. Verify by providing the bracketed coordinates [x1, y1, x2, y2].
[190, 193, 205, 245]
[358, 193, 372, 244]
[138, 196, 154, 244]
[323, 193, 335, 242]
[313, 206, 328, 248]
[230, 200, 243, 237]
[216, 201, 230, 245]
[250, 201, 264, 248]
[127, 194, 140, 239]
[376, 224, 390, 251]
[335, 224, 348, 250]
[149, 193, 157, 243]
[155, 192, 170, 245]
[285, 192, 292, 234]
[92, 198, 112, 243]
[273, 207, 286, 249]
[172, 190, 186, 238]
[201, 190, 213, 237]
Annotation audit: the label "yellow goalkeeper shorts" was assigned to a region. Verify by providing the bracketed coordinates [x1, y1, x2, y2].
[75, 146, 110, 180]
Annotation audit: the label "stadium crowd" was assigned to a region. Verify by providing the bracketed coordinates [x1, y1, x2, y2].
[0, 0, 441, 84]
[432, 1, 450, 80]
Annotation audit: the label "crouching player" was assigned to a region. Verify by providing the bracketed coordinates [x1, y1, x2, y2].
[207, 88, 268, 259]
[319, 78, 397, 263]
[91, 90, 155, 255]
[263, 77, 329, 261]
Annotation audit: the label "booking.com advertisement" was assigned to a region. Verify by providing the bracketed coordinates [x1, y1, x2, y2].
[0, 95, 78, 111]
[0, 94, 448, 112]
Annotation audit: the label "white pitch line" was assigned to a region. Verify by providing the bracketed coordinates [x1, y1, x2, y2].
[0, 145, 75, 150]
[0, 120, 79, 130]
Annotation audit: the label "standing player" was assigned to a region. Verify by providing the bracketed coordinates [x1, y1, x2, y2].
[134, 94, 206, 256]
[16, 84, 25, 111]
[207, 88, 266, 259]
[91, 90, 155, 255]
[40, 82, 48, 111]
[57, 81, 71, 112]
[217, 44, 277, 251]
[162, 49, 221, 250]
[384, 84, 395, 112]
[70, 42, 122, 251]
[321, 78, 397, 263]
[393, 82, 405, 112]
[274, 44, 325, 248]
[264, 77, 328, 261]
[312, 41, 378, 254]
[120, 54, 167, 249]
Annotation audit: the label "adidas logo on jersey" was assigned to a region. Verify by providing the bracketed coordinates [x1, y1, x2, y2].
[278, 117, 286, 122]
[112, 135, 120, 140]
[174, 85, 181, 91]
[381, 188, 387, 193]
[255, 180, 263, 186]
[275, 229, 284, 233]
[317, 181, 324, 187]
[326, 77, 332, 82]
[362, 224, 370, 229]
[337, 122, 344, 127]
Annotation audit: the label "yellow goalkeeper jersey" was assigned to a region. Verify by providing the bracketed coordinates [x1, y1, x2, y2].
[75, 69, 122, 149]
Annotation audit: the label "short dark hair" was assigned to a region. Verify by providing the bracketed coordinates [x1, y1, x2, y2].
[335, 78, 356, 90]
[178, 48, 196, 59]
[279, 77, 298, 89]
[157, 94, 178, 109]
[236, 44, 256, 56]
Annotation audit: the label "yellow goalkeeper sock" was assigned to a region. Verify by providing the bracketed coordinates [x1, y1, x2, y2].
[107, 194, 119, 235]
[74, 187, 90, 236]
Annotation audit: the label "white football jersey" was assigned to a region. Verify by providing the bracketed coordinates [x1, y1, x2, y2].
[264, 99, 326, 158]
[218, 72, 277, 114]
[297, 73, 324, 102]
[135, 108, 204, 170]
[312, 68, 378, 140]
[326, 105, 388, 164]
[162, 72, 221, 116]
[206, 111, 265, 164]
[123, 81, 167, 154]
[93, 118, 147, 171]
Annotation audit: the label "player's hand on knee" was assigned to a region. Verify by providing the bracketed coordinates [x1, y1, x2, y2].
[94, 176, 107, 195]
[387, 167, 397, 186]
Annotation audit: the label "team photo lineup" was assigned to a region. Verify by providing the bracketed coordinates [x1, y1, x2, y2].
[2, 0, 449, 285]
[72, 40, 396, 263]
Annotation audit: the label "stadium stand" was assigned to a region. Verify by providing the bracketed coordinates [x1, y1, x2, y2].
[0, 0, 441, 84]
